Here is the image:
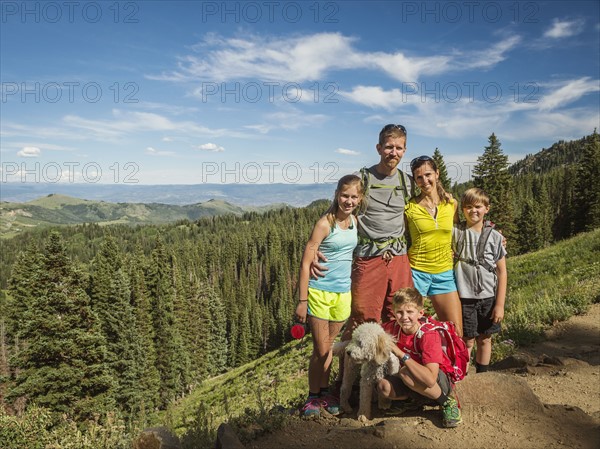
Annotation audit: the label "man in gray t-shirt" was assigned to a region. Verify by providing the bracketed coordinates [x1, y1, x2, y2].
[313, 124, 415, 335]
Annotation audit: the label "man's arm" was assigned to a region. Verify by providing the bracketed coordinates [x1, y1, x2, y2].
[309, 250, 328, 279]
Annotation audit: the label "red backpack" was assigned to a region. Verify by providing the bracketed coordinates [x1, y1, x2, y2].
[413, 316, 469, 382]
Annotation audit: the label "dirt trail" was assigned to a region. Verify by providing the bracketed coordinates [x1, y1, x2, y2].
[248, 304, 600, 449]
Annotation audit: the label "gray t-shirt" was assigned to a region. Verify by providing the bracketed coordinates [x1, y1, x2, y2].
[354, 166, 413, 257]
[452, 225, 507, 299]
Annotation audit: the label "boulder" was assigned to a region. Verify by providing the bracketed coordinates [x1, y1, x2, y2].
[456, 371, 545, 416]
[215, 423, 245, 449]
[133, 427, 181, 449]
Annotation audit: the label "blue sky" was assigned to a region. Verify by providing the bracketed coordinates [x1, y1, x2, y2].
[1, 1, 599, 187]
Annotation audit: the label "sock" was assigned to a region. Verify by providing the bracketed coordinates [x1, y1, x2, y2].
[476, 363, 489, 373]
[308, 391, 320, 399]
[435, 392, 449, 406]
[319, 387, 330, 397]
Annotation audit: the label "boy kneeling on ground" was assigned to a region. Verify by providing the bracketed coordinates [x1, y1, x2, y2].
[378, 288, 462, 428]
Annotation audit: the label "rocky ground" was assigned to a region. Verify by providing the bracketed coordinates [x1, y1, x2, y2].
[246, 304, 600, 449]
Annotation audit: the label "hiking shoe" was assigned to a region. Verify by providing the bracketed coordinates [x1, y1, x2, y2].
[302, 397, 323, 418]
[441, 396, 462, 428]
[321, 393, 340, 416]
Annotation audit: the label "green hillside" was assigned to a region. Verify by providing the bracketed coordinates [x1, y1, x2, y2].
[166, 228, 600, 447]
[0, 194, 285, 238]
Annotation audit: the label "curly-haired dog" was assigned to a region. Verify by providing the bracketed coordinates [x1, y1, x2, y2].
[333, 322, 400, 421]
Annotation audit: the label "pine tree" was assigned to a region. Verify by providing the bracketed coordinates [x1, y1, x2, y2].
[573, 130, 600, 233]
[146, 235, 188, 406]
[127, 248, 160, 413]
[432, 148, 451, 190]
[10, 232, 113, 419]
[473, 133, 518, 251]
[89, 237, 146, 419]
[206, 284, 228, 374]
[516, 199, 544, 253]
[532, 177, 552, 247]
[0, 317, 9, 406]
[5, 244, 43, 337]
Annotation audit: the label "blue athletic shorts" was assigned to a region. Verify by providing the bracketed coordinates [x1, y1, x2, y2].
[411, 268, 457, 296]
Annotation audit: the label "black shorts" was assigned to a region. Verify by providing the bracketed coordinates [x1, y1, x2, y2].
[384, 369, 452, 399]
[461, 296, 501, 338]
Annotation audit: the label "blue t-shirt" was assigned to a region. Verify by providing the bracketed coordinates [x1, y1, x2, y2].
[309, 216, 357, 293]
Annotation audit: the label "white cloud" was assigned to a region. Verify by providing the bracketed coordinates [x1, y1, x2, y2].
[59, 110, 238, 141]
[544, 19, 585, 38]
[146, 146, 175, 156]
[151, 32, 519, 85]
[17, 146, 41, 157]
[340, 86, 406, 110]
[243, 124, 271, 134]
[195, 143, 225, 152]
[335, 148, 360, 156]
[537, 77, 600, 112]
[458, 36, 521, 70]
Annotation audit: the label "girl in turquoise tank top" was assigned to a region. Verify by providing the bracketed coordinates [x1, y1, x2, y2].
[296, 174, 363, 417]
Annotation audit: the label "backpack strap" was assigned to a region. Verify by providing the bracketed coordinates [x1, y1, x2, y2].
[475, 221, 495, 273]
[452, 222, 467, 267]
[360, 166, 412, 205]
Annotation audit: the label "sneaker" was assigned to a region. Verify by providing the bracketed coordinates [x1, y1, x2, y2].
[321, 393, 340, 416]
[441, 396, 462, 428]
[302, 397, 323, 417]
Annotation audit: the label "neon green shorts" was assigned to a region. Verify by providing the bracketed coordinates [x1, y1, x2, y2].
[307, 288, 351, 322]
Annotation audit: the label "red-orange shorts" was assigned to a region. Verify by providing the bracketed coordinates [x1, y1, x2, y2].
[347, 254, 413, 329]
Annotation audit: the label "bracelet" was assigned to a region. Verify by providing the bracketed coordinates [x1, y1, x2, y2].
[298, 299, 308, 302]
[400, 353, 411, 364]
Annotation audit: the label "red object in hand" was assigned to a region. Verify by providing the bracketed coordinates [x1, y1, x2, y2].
[291, 323, 306, 339]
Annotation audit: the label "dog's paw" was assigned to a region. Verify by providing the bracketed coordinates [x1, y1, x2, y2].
[341, 402, 353, 414]
[332, 341, 349, 357]
[357, 414, 370, 423]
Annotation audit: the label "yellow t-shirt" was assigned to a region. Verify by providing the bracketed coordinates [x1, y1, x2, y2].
[405, 199, 455, 274]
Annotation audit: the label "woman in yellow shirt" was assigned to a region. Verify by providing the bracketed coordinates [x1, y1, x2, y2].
[404, 155, 462, 336]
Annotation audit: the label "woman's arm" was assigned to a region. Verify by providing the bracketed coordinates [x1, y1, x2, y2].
[492, 256, 507, 323]
[452, 198, 459, 224]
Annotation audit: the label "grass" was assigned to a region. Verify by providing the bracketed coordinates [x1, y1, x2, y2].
[163, 228, 600, 447]
[500, 228, 600, 349]
[166, 338, 312, 445]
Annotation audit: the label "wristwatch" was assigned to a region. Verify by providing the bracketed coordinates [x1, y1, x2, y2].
[401, 353, 411, 364]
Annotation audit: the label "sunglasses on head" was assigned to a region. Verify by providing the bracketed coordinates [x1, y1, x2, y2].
[410, 155, 433, 170]
[380, 124, 407, 135]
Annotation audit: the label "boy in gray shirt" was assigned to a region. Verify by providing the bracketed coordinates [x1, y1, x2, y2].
[452, 188, 507, 373]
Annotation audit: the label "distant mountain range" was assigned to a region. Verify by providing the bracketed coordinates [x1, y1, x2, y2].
[0, 182, 334, 206]
[0, 193, 292, 238]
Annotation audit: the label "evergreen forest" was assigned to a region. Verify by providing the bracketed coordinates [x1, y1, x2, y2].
[0, 131, 598, 445]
